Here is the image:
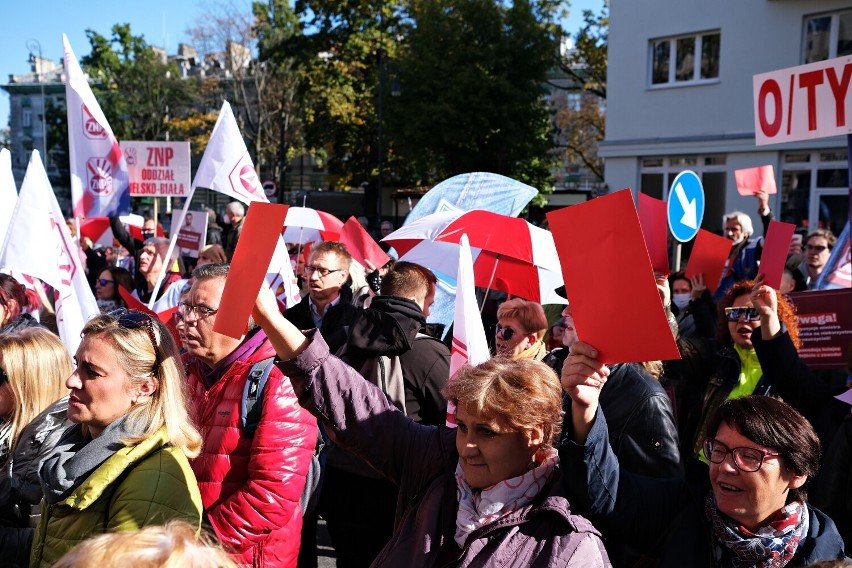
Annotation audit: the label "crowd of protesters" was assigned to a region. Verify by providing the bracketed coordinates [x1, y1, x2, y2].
[0, 190, 849, 568]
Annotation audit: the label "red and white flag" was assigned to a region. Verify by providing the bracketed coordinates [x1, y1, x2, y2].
[446, 233, 491, 427]
[150, 101, 288, 306]
[63, 34, 130, 218]
[0, 148, 18, 251]
[0, 151, 99, 355]
[191, 101, 268, 204]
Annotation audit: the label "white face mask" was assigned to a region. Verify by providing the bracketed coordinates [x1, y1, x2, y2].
[672, 293, 691, 310]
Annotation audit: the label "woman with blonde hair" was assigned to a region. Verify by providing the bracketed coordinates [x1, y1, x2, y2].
[0, 328, 71, 527]
[14, 309, 203, 567]
[53, 520, 235, 568]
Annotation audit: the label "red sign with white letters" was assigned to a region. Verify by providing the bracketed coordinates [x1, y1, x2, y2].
[753, 56, 852, 145]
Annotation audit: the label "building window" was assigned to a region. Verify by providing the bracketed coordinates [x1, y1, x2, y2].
[804, 10, 852, 63]
[650, 31, 720, 87]
[781, 149, 849, 235]
[639, 154, 727, 232]
[22, 108, 32, 128]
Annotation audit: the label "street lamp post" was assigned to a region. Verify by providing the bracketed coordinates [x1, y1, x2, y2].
[26, 38, 48, 167]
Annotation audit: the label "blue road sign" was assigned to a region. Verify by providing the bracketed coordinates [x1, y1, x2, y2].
[667, 170, 705, 242]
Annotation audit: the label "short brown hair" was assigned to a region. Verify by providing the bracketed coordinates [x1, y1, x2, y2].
[381, 261, 436, 301]
[310, 241, 352, 271]
[497, 298, 548, 339]
[706, 395, 820, 503]
[443, 358, 563, 450]
[806, 229, 837, 250]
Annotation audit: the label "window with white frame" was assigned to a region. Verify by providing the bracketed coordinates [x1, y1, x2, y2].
[650, 31, 720, 87]
[639, 154, 727, 232]
[22, 108, 32, 128]
[804, 10, 852, 63]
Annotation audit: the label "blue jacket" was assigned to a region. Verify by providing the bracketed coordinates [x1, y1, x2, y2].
[561, 409, 847, 567]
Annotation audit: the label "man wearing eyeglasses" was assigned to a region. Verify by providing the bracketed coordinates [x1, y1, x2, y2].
[181, 263, 319, 567]
[792, 229, 836, 291]
[283, 241, 360, 353]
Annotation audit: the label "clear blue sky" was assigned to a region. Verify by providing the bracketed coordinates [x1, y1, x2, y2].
[0, 0, 605, 132]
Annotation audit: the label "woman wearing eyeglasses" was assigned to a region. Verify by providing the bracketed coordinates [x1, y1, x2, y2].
[561, 350, 846, 568]
[668, 275, 839, 465]
[0, 329, 71, 530]
[94, 267, 134, 313]
[20, 310, 203, 567]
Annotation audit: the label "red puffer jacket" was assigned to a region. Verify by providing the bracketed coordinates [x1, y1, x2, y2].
[184, 338, 318, 568]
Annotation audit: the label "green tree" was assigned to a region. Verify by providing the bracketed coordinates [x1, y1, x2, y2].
[553, 7, 607, 182]
[81, 24, 199, 141]
[387, 0, 562, 195]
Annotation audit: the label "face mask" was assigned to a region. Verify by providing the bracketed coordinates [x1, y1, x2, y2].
[672, 293, 691, 310]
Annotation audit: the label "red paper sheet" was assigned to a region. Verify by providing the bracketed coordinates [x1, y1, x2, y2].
[637, 193, 670, 276]
[546, 189, 681, 364]
[214, 203, 289, 339]
[759, 220, 796, 290]
[735, 165, 777, 196]
[339, 216, 391, 269]
[685, 229, 732, 294]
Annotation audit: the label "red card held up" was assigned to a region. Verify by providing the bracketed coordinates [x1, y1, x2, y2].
[339, 216, 391, 269]
[685, 229, 731, 294]
[735, 165, 776, 196]
[546, 189, 680, 364]
[637, 193, 670, 276]
[759, 220, 796, 290]
[214, 203, 289, 339]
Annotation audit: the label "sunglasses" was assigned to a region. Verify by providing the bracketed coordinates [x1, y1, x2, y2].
[97, 278, 115, 286]
[108, 308, 160, 373]
[0, 367, 7, 386]
[724, 306, 760, 322]
[805, 244, 827, 253]
[495, 324, 518, 341]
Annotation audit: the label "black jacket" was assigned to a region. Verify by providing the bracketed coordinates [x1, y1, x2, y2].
[282, 285, 360, 354]
[565, 362, 682, 480]
[338, 295, 450, 426]
[562, 409, 847, 567]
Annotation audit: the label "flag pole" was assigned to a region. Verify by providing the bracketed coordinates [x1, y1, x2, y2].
[147, 188, 195, 309]
[479, 253, 500, 314]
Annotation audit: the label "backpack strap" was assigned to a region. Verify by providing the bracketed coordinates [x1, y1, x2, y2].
[241, 356, 276, 437]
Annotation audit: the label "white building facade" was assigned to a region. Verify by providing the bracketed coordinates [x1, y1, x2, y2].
[601, 1, 851, 236]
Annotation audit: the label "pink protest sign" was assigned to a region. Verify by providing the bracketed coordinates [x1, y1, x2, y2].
[685, 230, 732, 295]
[735, 165, 777, 196]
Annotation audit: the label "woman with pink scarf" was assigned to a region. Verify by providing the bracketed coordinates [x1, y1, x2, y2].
[252, 285, 609, 567]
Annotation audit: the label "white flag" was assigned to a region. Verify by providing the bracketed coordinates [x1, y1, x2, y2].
[0, 151, 99, 355]
[191, 101, 268, 204]
[267, 236, 302, 311]
[0, 149, 18, 251]
[446, 233, 491, 427]
[63, 33, 130, 218]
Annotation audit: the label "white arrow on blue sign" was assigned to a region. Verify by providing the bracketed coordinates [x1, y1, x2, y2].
[667, 170, 705, 243]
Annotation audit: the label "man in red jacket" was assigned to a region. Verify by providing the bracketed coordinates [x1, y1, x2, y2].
[181, 262, 318, 567]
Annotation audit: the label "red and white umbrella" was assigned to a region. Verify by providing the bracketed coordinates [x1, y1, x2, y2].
[383, 210, 566, 304]
[79, 214, 163, 247]
[282, 207, 344, 244]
